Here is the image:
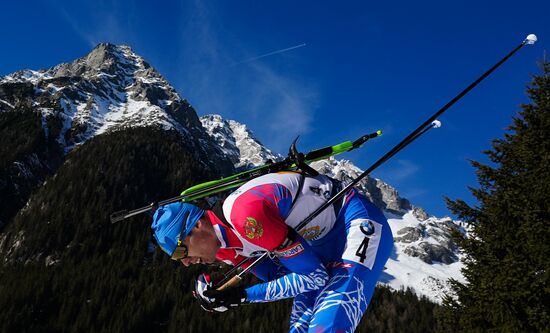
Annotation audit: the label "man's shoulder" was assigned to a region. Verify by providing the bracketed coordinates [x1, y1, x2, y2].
[225, 196, 288, 251]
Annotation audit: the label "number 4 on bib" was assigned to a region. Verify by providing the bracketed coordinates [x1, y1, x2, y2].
[355, 237, 370, 263]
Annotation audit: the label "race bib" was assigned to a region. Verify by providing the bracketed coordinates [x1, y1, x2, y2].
[341, 218, 383, 270]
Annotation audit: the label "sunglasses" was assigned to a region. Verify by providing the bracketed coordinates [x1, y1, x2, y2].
[171, 241, 188, 260]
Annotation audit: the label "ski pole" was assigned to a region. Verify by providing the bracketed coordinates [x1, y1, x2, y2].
[215, 34, 537, 291]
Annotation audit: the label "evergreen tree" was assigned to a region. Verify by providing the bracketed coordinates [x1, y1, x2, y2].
[437, 60, 550, 332]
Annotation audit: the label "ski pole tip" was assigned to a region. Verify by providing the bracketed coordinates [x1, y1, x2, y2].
[376, 130, 383, 136]
[431, 120, 442, 128]
[524, 34, 537, 45]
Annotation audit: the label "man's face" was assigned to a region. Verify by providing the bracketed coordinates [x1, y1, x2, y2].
[179, 216, 220, 267]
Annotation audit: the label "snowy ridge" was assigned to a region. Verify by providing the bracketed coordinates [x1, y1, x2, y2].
[200, 114, 282, 169]
[201, 114, 466, 303]
[0, 69, 54, 85]
[310, 156, 414, 214]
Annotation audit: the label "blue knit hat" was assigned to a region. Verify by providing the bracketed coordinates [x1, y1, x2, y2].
[151, 202, 204, 256]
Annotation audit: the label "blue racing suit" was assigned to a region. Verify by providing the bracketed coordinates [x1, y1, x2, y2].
[211, 172, 394, 333]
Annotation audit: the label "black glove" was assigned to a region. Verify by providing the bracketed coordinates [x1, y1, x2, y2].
[194, 273, 229, 313]
[203, 286, 247, 308]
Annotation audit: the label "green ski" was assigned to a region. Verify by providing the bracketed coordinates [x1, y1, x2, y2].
[110, 130, 381, 223]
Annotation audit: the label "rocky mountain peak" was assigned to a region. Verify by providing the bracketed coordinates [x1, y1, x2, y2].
[2, 44, 145, 87]
[53, 43, 136, 77]
[0, 43, 231, 172]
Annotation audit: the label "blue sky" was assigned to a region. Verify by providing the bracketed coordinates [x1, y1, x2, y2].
[1, 0, 548, 217]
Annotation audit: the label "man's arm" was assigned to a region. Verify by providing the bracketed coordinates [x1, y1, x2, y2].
[245, 233, 329, 302]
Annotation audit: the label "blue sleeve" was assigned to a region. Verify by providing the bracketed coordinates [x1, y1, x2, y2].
[245, 234, 329, 302]
[251, 257, 290, 282]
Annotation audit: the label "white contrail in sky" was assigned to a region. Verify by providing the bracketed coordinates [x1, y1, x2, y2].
[232, 43, 307, 66]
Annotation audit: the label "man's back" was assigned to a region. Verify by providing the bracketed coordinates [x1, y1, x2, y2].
[221, 172, 343, 252]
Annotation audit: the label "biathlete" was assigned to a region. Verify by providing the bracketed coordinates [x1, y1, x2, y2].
[151, 171, 393, 332]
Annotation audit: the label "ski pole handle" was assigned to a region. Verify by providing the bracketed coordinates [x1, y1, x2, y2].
[215, 252, 269, 290]
[216, 275, 242, 291]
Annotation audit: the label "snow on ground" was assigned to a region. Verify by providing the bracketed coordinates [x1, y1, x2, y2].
[381, 211, 466, 303]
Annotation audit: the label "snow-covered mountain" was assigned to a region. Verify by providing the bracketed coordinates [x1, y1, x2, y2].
[0, 43, 226, 172]
[201, 114, 466, 303]
[385, 212, 466, 301]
